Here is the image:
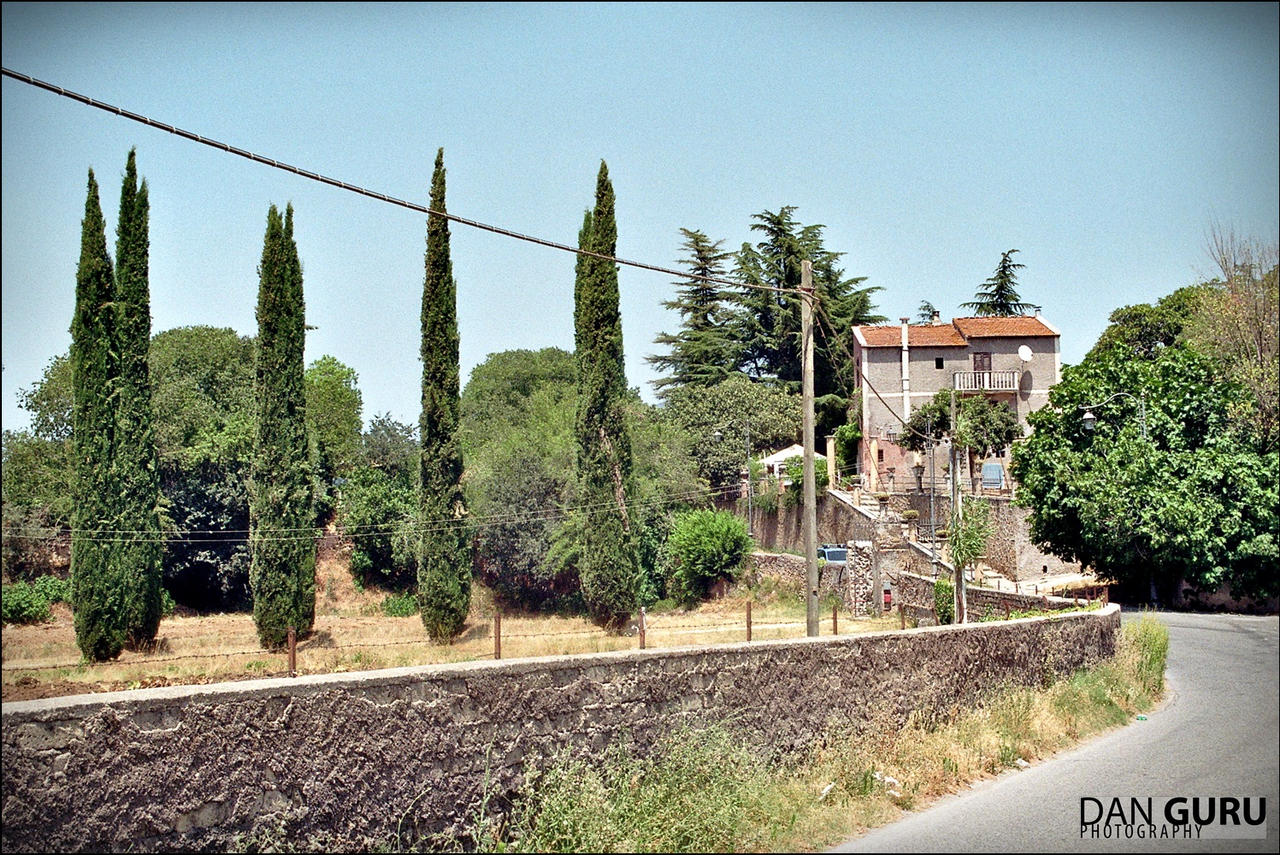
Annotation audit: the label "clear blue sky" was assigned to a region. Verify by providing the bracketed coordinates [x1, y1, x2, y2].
[3, 2, 1277, 434]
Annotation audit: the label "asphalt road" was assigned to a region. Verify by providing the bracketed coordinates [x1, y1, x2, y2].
[830, 610, 1279, 853]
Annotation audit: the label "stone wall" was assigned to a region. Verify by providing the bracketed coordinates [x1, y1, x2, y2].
[2, 606, 1120, 852]
[894, 570, 1094, 625]
[719, 491, 878, 553]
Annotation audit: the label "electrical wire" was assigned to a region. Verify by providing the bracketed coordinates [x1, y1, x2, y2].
[1, 67, 797, 297]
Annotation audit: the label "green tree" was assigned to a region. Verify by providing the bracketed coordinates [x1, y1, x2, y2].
[1012, 340, 1278, 603]
[417, 149, 471, 641]
[962, 249, 1033, 317]
[916, 300, 939, 324]
[1185, 226, 1278, 451]
[464, 349, 579, 611]
[897, 389, 1019, 492]
[69, 169, 126, 661]
[948, 498, 992, 581]
[571, 162, 639, 630]
[661, 373, 800, 491]
[250, 205, 316, 648]
[305, 356, 363, 480]
[113, 149, 163, 648]
[662, 509, 753, 607]
[1085, 284, 1210, 362]
[647, 228, 740, 395]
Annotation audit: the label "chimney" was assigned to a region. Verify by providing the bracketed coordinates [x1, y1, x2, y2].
[931, 309, 942, 325]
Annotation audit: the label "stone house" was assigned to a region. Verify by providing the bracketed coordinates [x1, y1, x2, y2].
[850, 310, 1061, 492]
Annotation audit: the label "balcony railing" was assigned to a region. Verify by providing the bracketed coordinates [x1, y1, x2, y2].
[953, 370, 1019, 392]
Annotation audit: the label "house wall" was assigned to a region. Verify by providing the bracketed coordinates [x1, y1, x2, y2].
[2, 607, 1120, 852]
[856, 329, 1059, 492]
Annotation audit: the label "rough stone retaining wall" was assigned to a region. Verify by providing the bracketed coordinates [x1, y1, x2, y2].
[2, 606, 1120, 852]
[895, 570, 1095, 625]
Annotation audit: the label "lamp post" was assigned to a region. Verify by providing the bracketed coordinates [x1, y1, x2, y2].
[714, 421, 752, 536]
[1079, 390, 1147, 440]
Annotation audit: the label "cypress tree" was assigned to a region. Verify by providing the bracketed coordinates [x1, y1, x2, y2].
[418, 148, 471, 641]
[574, 161, 639, 630]
[114, 149, 163, 647]
[70, 169, 126, 661]
[250, 204, 316, 648]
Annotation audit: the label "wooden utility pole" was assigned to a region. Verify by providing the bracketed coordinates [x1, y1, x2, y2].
[950, 389, 966, 623]
[802, 260, 819, 637]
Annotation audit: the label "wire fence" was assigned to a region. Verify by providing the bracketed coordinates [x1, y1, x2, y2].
[1, 602, 886, 679]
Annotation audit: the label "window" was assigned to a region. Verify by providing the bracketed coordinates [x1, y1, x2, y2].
[877, 448, 884, 463]
[935, 357, 944, 369]
[973, 352, 992, 372]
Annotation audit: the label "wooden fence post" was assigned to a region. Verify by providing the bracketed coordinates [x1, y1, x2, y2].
[746, 600, 752, 642]
[494, 610, 502, 660]
[287, 627, 296, 678]
[639, 607, 646, 650]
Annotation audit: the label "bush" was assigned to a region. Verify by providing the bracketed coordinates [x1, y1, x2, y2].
[31, 574, 70, 604]
[934, 577, 955, 625]
[2, 581, 52, 624]
[663, 509, 753, 607]
[381, 592, 419, 617]
[338, 466, 417, 590]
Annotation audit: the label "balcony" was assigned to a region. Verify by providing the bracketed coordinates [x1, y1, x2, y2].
[953, 370, 1019, 392]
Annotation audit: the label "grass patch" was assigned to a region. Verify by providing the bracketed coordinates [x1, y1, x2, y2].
[441, 614, 1168, 853]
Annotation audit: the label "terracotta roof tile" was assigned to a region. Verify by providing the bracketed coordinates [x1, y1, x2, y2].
[855, 324, 968, 348]
[951, 316, 1058, 338]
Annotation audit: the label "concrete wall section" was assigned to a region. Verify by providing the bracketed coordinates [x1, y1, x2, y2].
[2, 607, 1120, 852]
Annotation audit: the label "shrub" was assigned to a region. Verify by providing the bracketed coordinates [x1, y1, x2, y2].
[933, 577, 954, 625]
[31, 574, 70, 604]
[381, 592, 419, 617]
[663, 509, 754, 607]
[2, 581, 52, 624]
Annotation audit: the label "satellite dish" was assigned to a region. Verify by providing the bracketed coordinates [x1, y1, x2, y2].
[1018, 345, 1033, 363]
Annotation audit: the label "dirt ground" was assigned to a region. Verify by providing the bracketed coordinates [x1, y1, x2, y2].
[3, 545, 892, 703]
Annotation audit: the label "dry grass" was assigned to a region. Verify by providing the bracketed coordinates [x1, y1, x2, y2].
[1, 565, 901, 702]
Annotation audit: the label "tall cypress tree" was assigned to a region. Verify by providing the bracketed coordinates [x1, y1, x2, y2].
[250, 204, 316, 648]
[574, 161, 638, 630]
[418, 148, 471, 641]
[114, 149, 163, 647]
[70, 169, 126, 661]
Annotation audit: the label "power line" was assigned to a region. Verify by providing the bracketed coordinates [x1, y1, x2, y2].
[2, 66, 794, 297]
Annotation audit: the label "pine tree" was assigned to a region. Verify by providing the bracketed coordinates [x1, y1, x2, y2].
[962, 249, 1033, 316]
[70, 169, 126, 661]
[113, 149, 163, 648]
[574, 162, 639, 630]
[250, 204, 316, 648]
[417, 148, 471, 641]
[647, 228, 739, 396]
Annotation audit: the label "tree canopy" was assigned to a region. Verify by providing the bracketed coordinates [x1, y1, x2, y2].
[962, 249, 1033, 317]
[1012, 296, 1278, 603]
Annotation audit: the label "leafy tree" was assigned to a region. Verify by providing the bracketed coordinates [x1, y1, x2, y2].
[897, 389, 1019, 491]
[305, 356, 363, 480]
[250, 204, 316, 648]
[661, 373, 800, 492]
[661, 509, 753, 607]
[69, 168, 126, 661]
[647, 228, 740, 395]
[1012, 341, 1278, 603]
[570, 162, 639, 631]
[340, 465, 417, 590]
[465, 349, 579, 611]
[1085, 284, 1211, 362]
[361, 412, 418, 478]
[113, 149, 163, 648]
[948, 497, 992, 583]
[962, 249, 1033, 317]
[1185, 226, 1278, 451]
[305, 355, 363, 523]
[417, 149, 471, 641]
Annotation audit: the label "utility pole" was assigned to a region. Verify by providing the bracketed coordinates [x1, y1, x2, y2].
[801, 260, 819, 637]
[950, 389, 966, 623]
